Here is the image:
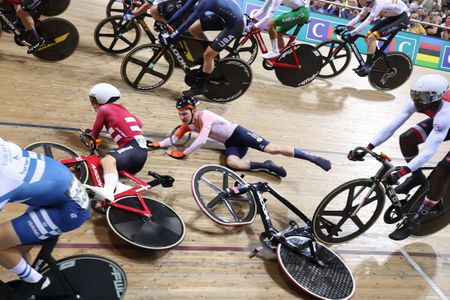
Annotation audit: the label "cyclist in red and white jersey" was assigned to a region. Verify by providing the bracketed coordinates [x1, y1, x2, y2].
[348, 74, 450, 240]
[84, 83, 148, 201]
[342, 0, 409, 76]
[149, 96, 331, 177]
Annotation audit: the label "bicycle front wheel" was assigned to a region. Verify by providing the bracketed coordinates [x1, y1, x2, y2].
[369, 52, 412, 91]
[121, 43, 174, 90]
[107, 196, 185, 249]
[277, 236, 355, 300]
[24, 142, 89, 183]
[94, 16, 141, 54]
[191, 164, 257, 226]
[312, 178, 385, 244]
[316, 39, 351, 79]
[223, 34, 258, 65]
[36, 254, 127, 300]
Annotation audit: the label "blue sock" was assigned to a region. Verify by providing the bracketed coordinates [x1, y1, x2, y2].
[250, 161, 268, 170]
[293, 148, 315, 162]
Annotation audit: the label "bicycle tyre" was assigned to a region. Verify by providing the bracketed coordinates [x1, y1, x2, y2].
[107, 195, 186, 249]
[223, 34, 258, 65]
[94, 16, 141, 54]
[24, 141, 89, 184]
[121, 43, 175, 90]
[274, 44, 321, 87]
[191, 164, 257, 226]
[312, 178, 385, 244]
[106, 0, 127, 17]
[316, 39, 351, 79]
[33, 18, 79, 62]
[37, 0, 71, 16]
[35, 254, 127, 300]
[368, 51, 412, 91]
[277, 236, 355, 300]
[204, 57, 252, 102]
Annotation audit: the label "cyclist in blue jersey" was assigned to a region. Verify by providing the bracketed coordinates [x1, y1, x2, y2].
[0, 138, 90, 299]
[159, 0, 245, 96]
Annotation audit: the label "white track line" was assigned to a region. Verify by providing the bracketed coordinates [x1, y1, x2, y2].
[400, 247, 449, 300]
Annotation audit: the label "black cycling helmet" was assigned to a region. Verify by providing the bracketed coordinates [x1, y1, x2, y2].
[176, 96, 199, 110]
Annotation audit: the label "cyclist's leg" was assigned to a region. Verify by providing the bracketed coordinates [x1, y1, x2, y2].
[390, 152, 450, 240]
[16, 0, 49, 53]
[274, 6, 309, 50]
[189, 14, 225, 41]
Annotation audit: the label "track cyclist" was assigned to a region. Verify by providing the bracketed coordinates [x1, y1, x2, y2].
[159, 0, 245, 96]
[249, 0, 310, 59]
[149, 96, 331, 177]
[0, 138, 89, 300]
[341, 0, 409, 76]
[83, 83, 148, 202]
[347, 74, 450, 240]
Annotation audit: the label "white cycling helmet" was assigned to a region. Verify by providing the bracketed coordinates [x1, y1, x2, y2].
[89, 83, 121, 105]
[410, 74, 448, 112]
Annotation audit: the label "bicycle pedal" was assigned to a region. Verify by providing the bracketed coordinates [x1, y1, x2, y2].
[249, 246, 263, 258]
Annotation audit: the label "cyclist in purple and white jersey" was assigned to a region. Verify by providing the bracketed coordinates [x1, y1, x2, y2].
[348, 74, 450, 240]
[0, 138, 90, 299]
[149, 96, 331, 177]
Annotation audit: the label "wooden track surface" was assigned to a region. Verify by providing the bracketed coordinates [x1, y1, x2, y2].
[1, 0, 449, 298]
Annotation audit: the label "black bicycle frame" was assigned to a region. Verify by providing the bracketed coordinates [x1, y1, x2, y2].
[135, 15, 156, 43]
[0, 6, 21, 36]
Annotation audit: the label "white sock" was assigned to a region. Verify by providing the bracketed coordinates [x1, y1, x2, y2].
[9, 258, 42, 283]
[104, 173, 119, 194]
[271, 39, 279, 53]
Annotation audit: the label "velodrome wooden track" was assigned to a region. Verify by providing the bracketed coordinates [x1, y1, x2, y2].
[1, 0, 450, 299]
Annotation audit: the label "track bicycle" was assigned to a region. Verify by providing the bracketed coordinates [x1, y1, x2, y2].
[316, 25, 413, 91]
[191, 164, 355, 300]
[0, 235, 127, 300]
[312, 147, 450, 244]
[121, 22, 252, 103]
[228, 17, 322, 87]
[24, 133, 186, 250]
[106, 0, 130, 17]
[0, 0, 79, 61]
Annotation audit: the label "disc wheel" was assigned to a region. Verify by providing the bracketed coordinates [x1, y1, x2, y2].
[274, 44, 322, 87]
[107, 196, 186, 249]
[37, 0, 71, 16]
[191, 164, 257, 226]
[312, 178, 385, 244]
[121, 43, 174, 90]
[369, 52, 413, 91]
[94, 16, 141, 54]
[315, 39, 351, 79]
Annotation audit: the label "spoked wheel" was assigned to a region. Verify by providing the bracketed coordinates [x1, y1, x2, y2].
[312, 178, 385, 244]
[369, 52, 412, 90]
[223, 34, 258, 65]
[106, 0, 128, 17]
[36, 255, 127, 300]
[204, 57, 252, 102]
[315, 39, 351, 79]
[33, 18, 79, 62]
[37, 0, 71, 16]
[24, 142, 89, 183]
[274, 44, 322, 87]
[121, 43, 174, 90]
[107, 196, 185, 249]
[191, 164, 257, 226]
[94, 16, 141, 54]
[277, 236, 355, 300]
[410, 186, 450, 236]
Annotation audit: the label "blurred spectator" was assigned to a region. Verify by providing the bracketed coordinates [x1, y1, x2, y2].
[326, 0, 342, 16]
[409, 0, 422, 12]
[340, 0, 358, 19]
[417, 6, 427, 20]
[422, 0, 438, 13]
[310, 0, 326, 13]
[441, 15, 450, 39]
[425, 15, 443, 36]
[408, 13, 427, 34]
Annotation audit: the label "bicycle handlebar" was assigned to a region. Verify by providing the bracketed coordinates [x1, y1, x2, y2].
[79, 130, 101, 156]
[352, 146, 394, 168]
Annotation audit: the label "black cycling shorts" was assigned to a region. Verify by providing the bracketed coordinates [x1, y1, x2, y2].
[437, 151, 450, 172]
[200, 14, 225, 31]
[158, 0, 186, 19]
[210, 16, 244, 52]
[21, 0, 50, 12]
[224, 125, 270, 158]
[107, 139, 148, 174]
[411, 118, 450, 144]
[369, 11, 409, 38]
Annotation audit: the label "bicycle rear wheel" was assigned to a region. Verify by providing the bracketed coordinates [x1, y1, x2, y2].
[24, 142, 89, 184]
[312, 178, 385, 244]
[37, 0, 71, 16]
[121, 43, 174, 90]
[191, 164, 257, 226]
[274, 44, 321, 87]
[277, 236, 355, 300]
[369, 52, 412, 91]
[33, 18, 79, 62]
[106, 0, 127, 17]
[223, 34, 258, 65]
[94, 16, 141, 54]
[107, 196, 185, 249]
[36, 255, 127, 300]
[315, 39, 351, 79]
[204, 57, 252, 102]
